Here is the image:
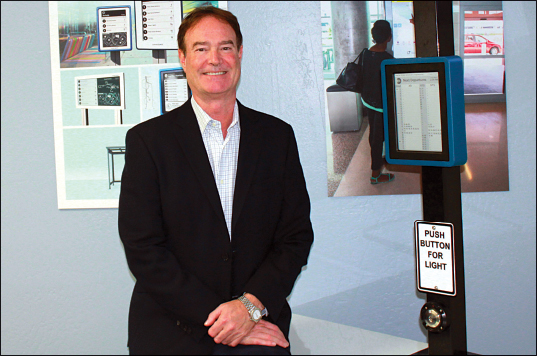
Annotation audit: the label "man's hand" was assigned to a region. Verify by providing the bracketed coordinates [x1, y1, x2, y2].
[204, 299, 255, 346]
[240, 320, 289, 348]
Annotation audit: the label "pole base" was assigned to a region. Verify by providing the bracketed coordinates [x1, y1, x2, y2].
[411, 348, 479, 355]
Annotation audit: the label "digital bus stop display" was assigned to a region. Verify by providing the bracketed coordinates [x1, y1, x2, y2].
[134, 1, 183, 50]
[160, 68, 190, 114]
[382, 61, 451, 163]
[76, 73, 125, 110]
[97, 6, 132, 52]
[78, 77, 121, 107]
[393, 72, 442, 152]
[381, 56, 467, 167]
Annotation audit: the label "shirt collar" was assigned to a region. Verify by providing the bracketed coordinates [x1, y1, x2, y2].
[191, 96, 240, 134]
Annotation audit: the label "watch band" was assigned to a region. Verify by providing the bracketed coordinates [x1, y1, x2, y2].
[238, 293, 267, 323]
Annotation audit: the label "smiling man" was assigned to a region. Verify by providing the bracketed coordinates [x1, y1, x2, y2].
[118, 6, 313, 356]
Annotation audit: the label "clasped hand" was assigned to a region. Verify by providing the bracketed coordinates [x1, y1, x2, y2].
[204, 300, 289, 348]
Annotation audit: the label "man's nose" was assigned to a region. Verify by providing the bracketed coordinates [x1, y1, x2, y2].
[208, 49, 221, 66]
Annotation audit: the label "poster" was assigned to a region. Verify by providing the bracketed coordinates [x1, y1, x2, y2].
[391, 1, 415, 58]
[49, 1, 226, 209]
[322, 1, 509, 197]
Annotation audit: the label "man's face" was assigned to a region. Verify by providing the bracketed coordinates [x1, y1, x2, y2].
[179, 16, 243, 101]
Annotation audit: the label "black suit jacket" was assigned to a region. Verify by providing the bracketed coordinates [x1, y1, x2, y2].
[118, 99, 313, 355]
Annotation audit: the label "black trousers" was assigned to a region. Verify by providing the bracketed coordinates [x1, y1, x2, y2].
[367, 107, 385, 171]
[213, 344, 291, 355]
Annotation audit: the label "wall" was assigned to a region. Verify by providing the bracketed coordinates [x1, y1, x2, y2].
[1, 1, 535, 355]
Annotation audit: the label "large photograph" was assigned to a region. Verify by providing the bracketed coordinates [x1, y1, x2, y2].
[322, 1, 509, 197]
[50, 1, 226, 209]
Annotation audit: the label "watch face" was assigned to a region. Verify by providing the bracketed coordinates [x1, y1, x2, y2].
[253, 310, 261, 320]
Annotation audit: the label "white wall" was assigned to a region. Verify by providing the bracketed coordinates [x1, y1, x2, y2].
[1, 1, 535, 355]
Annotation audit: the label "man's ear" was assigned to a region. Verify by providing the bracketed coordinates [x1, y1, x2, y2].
[178, 49, 186, 67]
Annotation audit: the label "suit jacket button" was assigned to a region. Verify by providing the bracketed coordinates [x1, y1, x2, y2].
[177, 321, 181, 326]
[222, 253, 229, 261]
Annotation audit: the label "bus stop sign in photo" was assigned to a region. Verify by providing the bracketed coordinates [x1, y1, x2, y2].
[381, 56, 467, 167]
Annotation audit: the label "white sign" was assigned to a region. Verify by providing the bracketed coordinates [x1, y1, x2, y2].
[415, 221, 456, 296]
[75, 73, 126, 110]
[134, 1, 183, 50]
[97, 6, 133, 52]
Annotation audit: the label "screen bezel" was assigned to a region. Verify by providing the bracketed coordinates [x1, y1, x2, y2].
[384, 62, 450, 162]
[159, 68, 191, 114]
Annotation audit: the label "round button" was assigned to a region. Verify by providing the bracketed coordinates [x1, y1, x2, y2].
[424, 309, 441, 329]
[420, 302, 449, 333]
[222, 253, 229, 261]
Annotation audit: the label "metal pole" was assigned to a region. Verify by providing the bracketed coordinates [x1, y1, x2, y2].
[111, 51, 121, 65]
[152, 49, 167, 64]
[413, 1, 467, 354]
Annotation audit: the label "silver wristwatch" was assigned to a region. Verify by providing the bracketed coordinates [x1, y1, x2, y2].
[238, 293, 268, 323]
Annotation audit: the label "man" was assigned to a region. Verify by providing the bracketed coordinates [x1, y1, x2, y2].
[118, 6, 313, 355]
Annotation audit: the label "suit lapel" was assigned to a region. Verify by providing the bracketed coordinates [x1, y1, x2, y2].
[232, 102, 263, 231]
[171, 100, 226, 227]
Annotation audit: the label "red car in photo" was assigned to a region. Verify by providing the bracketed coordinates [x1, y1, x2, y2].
[464, 34, 502, 55]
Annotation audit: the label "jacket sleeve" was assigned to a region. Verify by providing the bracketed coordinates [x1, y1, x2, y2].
[118, 128, 224, 326]
[243, 125, 314, 322]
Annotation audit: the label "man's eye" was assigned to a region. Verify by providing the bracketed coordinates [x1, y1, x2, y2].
[195, 48, 206, 52]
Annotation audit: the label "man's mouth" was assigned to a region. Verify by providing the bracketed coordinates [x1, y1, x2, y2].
[204, 71, 227, 76]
